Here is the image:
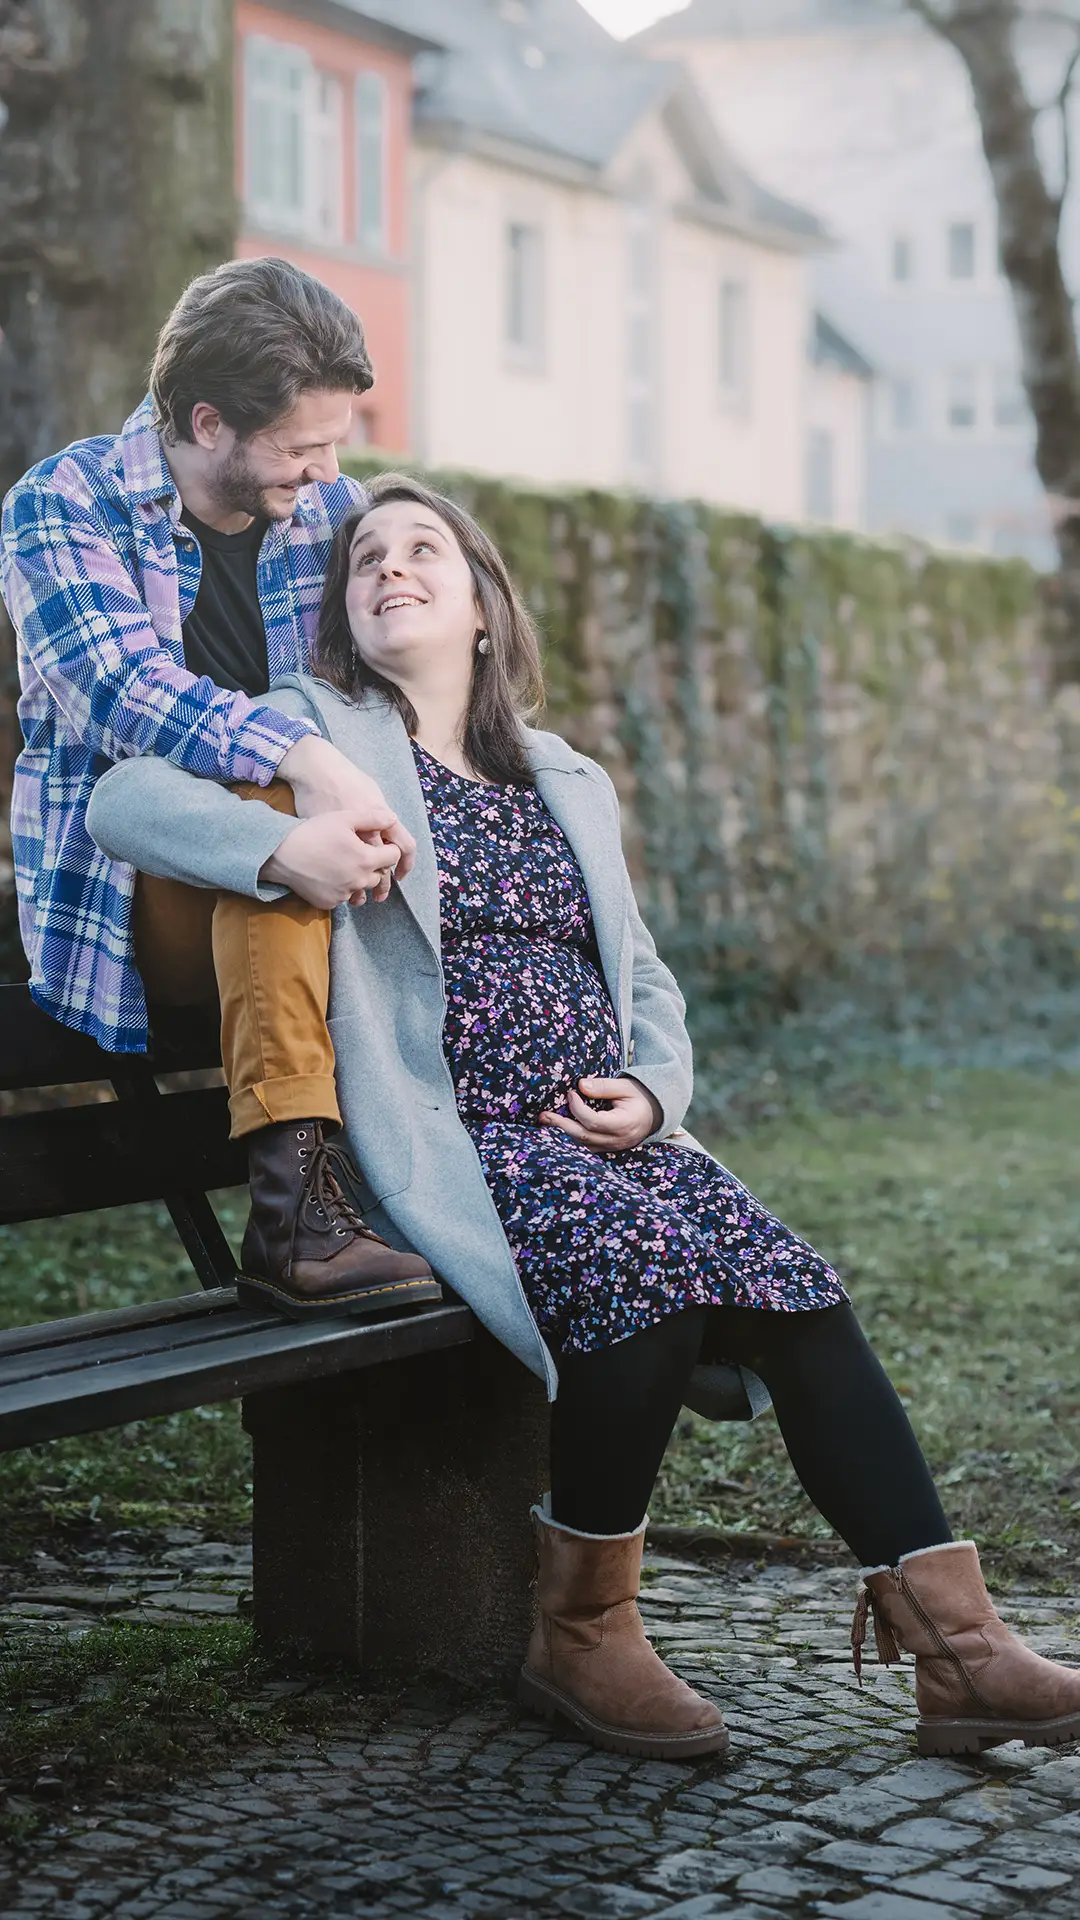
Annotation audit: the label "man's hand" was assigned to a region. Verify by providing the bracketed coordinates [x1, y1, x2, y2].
[278, 735, 416, 877]
[540, 1076, 662, 1154]
[260, 812, 402, 909]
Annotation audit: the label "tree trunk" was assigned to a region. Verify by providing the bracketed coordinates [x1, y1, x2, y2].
[0, 0, 236, 888]
[910, 0, 1080, 672]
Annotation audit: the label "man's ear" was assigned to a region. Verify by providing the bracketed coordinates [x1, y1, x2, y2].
[189, 402, 226, 452]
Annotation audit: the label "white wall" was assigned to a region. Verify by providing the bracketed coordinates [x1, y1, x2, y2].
[646, 15, 1052, 560]
[413, 107, 815, 522]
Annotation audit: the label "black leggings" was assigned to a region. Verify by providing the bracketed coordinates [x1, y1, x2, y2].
[549, 1302, 951, 1568]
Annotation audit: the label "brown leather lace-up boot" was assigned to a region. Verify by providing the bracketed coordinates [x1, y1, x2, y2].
[518, 1504, 728, 1760]
[238, 1119, 440, 1319]
[853, 1541, 1080, 1755]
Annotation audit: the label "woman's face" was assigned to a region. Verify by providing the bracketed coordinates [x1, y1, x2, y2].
[345, 499, 482, 683]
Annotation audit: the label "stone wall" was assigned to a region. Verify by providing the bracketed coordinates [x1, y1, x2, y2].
[4, 463, 1079, 1028]
[345, 458, 1080, 1028]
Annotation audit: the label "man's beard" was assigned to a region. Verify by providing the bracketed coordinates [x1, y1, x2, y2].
[208, 443, 292, 522]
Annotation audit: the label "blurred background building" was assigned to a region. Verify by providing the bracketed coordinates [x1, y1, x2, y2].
[638, 0, 1053, 563]
[232, 0, 874, 530]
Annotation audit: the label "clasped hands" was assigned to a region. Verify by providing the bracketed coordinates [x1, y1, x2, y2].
[262, 735, 416, 907]
[540, 1076, 661, 1154]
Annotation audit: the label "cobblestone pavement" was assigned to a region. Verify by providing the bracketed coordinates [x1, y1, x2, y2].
[4, 1539, 1080, 1918]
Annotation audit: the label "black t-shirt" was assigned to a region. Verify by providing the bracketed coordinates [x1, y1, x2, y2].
[180, 507, 270, 695]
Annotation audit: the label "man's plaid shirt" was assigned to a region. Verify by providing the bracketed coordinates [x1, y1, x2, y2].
[1, 396, 365, 1054]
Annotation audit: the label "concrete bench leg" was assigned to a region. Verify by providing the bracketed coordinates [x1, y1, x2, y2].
[242, 1329, 549, 1685]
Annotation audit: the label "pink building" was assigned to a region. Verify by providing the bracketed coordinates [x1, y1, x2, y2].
[235, 2, 434, 452]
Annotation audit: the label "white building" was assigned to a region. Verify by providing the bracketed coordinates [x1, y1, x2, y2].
[360, 0, 871, 528]
[640, 0, 1052, 562]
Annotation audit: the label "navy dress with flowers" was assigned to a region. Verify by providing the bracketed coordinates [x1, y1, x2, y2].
[413, 744, 845, 1357]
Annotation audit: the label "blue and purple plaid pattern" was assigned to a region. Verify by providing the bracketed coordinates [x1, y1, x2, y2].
[1, 395, 365, 1054]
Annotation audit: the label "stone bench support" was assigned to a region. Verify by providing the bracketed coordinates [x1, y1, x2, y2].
[243, 1329, 549, 1685]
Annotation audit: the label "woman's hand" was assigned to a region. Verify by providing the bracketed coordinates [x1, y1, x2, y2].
[540, 1076, 662, 1154]
[278, 735, 416, 879]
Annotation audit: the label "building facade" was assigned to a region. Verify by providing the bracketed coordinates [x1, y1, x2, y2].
[639, 0, 1051, 562]
[232, 0, 871, 530]
[234, 0, 432, 452]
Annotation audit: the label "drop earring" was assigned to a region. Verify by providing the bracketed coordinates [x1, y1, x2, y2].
[476, 632, 491, 656]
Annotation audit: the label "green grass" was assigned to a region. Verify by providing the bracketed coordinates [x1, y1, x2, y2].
[2, 1069, 1080, 1582]
[0, 1193, 253, 1544]
[657, 1066, 1080, 1586]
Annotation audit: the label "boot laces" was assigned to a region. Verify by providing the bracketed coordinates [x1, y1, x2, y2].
[301, 1131, 377, 1241]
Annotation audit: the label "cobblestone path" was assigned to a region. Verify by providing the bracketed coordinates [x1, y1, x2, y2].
[4, 1541, 1080, 1918]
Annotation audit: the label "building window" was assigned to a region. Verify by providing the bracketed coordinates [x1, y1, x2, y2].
[806, 428, 836, 523]
[891, 375, 917, 433]
[244, 34, 342, 242]
[946, 366, 978, 430]
[356, 70, 388, 252]
[311, 73, 343, 243]
[505, 221, 545, 367]
[245, 36, 307, 232]
[891, 234, 914, 283]
[719, 278, 750, 403]
[993, 365, 1026, 430]
[947, 220, 976, 280]
[626, 205, 656, 476]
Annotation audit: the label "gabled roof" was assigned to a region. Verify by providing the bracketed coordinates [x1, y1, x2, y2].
[259, 0, 440, 58]
[635, 0, 907, 42]
[812, 311, 874, 380]
[351, 0, 825, 250]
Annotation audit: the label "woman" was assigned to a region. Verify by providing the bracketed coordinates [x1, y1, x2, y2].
[89, 476, 1080, 1765]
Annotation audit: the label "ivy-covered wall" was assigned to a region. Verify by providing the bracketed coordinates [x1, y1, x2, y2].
[3, 459, 1079, 1032]
[346, 455, 1080, 1030]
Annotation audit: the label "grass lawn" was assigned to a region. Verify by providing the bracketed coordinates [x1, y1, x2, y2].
[2, 1067, 1080, 1584]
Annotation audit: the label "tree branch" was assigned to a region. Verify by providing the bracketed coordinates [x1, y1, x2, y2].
[1051, 29, 1080, 222]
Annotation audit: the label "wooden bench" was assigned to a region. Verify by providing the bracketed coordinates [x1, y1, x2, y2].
[0, 983, 548, 1684]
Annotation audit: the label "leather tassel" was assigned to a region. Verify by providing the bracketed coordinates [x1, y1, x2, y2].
[851, 1586, 869, 1685]
[873, 1596, 902, 1667]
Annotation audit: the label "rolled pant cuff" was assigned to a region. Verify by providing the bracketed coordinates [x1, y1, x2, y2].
[229, 1074, 342, 1140]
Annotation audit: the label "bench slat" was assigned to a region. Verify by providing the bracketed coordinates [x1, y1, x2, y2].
[0, 1088, 246, 1224]
[0, 1297, 288, 1386]
[0, 1303, 475, 1451]
[0, 1289, 241, 1359]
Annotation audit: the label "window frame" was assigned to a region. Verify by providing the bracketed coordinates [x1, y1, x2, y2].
[504, 218, 547, 372]
[718, 276, 751, 410]
[356, 68, 389, 254]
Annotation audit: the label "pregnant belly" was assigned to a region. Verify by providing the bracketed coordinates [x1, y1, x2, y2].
[442, 935, 623, 1123]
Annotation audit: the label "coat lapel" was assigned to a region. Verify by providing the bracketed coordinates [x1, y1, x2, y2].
[530, 750, 627, 1025]
[309, 684, 627, 1006]
[316, 689, 443, 960]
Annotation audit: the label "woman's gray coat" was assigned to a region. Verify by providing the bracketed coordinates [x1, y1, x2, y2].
[87, 677, 726, 1402]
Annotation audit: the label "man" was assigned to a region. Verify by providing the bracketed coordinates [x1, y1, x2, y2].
[0, 255, 435, 1315]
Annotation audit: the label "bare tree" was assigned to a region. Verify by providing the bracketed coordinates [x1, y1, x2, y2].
[0, 0, 236, 839]
[907, 0, 1080, 663]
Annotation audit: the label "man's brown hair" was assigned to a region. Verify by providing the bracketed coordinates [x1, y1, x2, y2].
[150, 256, 373, 444]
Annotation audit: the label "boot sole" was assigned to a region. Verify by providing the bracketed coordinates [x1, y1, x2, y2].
[236, 1273, 443, 1322]
[518, 1666, 729, 1761]
[917, 1708, 1080, 1756]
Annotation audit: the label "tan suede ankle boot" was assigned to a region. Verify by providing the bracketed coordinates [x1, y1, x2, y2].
[853, 1540, 1080, 1755]
[518, 1505, 728, 1760]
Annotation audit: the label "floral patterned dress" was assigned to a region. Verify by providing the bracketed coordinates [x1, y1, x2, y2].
[414, 744, 845, 1356]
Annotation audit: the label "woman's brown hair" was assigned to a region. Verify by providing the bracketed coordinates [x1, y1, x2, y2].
[311, 473, 545, 786]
